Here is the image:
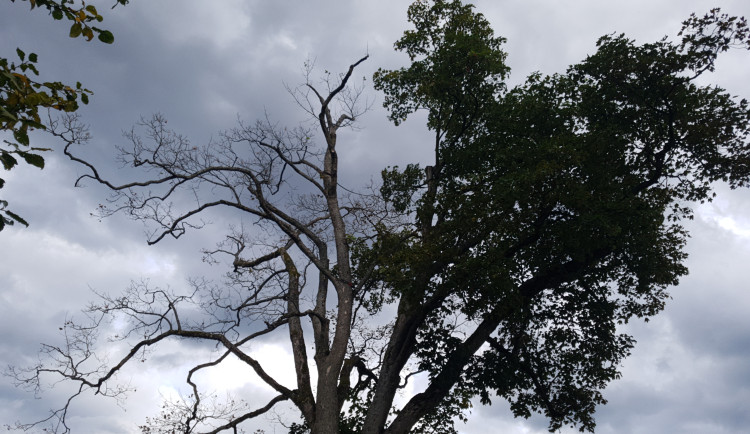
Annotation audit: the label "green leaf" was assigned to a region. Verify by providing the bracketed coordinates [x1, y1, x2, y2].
[28, 52, 38, 63]
[85, 5, 98, 15]
[24, 119, 46, 130]
[81, 93, 89, 104]
[51, 9, 63, 20]
[98, 30, 114, 44]
[0, 105, 19, 122]
[13, 129, 30, 146]
[21, 152, 45, 169]
[0, 152, 18, 170]
[70, 23, 82, 38]
[16, 48, 25, 61]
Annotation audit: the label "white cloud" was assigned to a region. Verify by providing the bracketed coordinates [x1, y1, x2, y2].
[697, 199, 750, 240]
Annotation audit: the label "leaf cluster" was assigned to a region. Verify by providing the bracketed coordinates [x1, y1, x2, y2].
[11, 0, 128, 43]
[1, 48, 92, 229]
[2, 0, 124, 230]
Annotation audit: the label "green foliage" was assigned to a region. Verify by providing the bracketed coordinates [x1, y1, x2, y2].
[288, 423, 311, 434]
[1, 0, 124, 230]
[11, 0, 127, 43]
[373, 0, 509, 132]
[380, 164, 424, 212]
[366, 2, 750, 432]
[1, 47, 90, 231]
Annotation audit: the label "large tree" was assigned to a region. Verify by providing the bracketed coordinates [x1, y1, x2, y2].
[8, 1, 750, 433]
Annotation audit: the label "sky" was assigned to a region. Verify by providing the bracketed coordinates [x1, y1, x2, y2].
[1, 1, 750, 433]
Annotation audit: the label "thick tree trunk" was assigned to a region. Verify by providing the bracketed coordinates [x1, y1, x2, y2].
[311, 378, 341, 434]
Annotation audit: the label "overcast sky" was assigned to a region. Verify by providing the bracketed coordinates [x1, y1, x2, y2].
[2, 1, 750, 433]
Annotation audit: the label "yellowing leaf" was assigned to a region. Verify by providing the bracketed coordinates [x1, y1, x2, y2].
[83, 26, 94, 41]
[69, 23, 82, 38]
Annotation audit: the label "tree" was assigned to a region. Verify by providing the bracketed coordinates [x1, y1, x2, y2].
[0, 0, 125, 230]
[8, 1, 750, 433]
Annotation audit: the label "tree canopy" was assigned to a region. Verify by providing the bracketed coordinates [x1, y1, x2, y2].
[369, 2, 750, 431]
[8, 1, 750, 433]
